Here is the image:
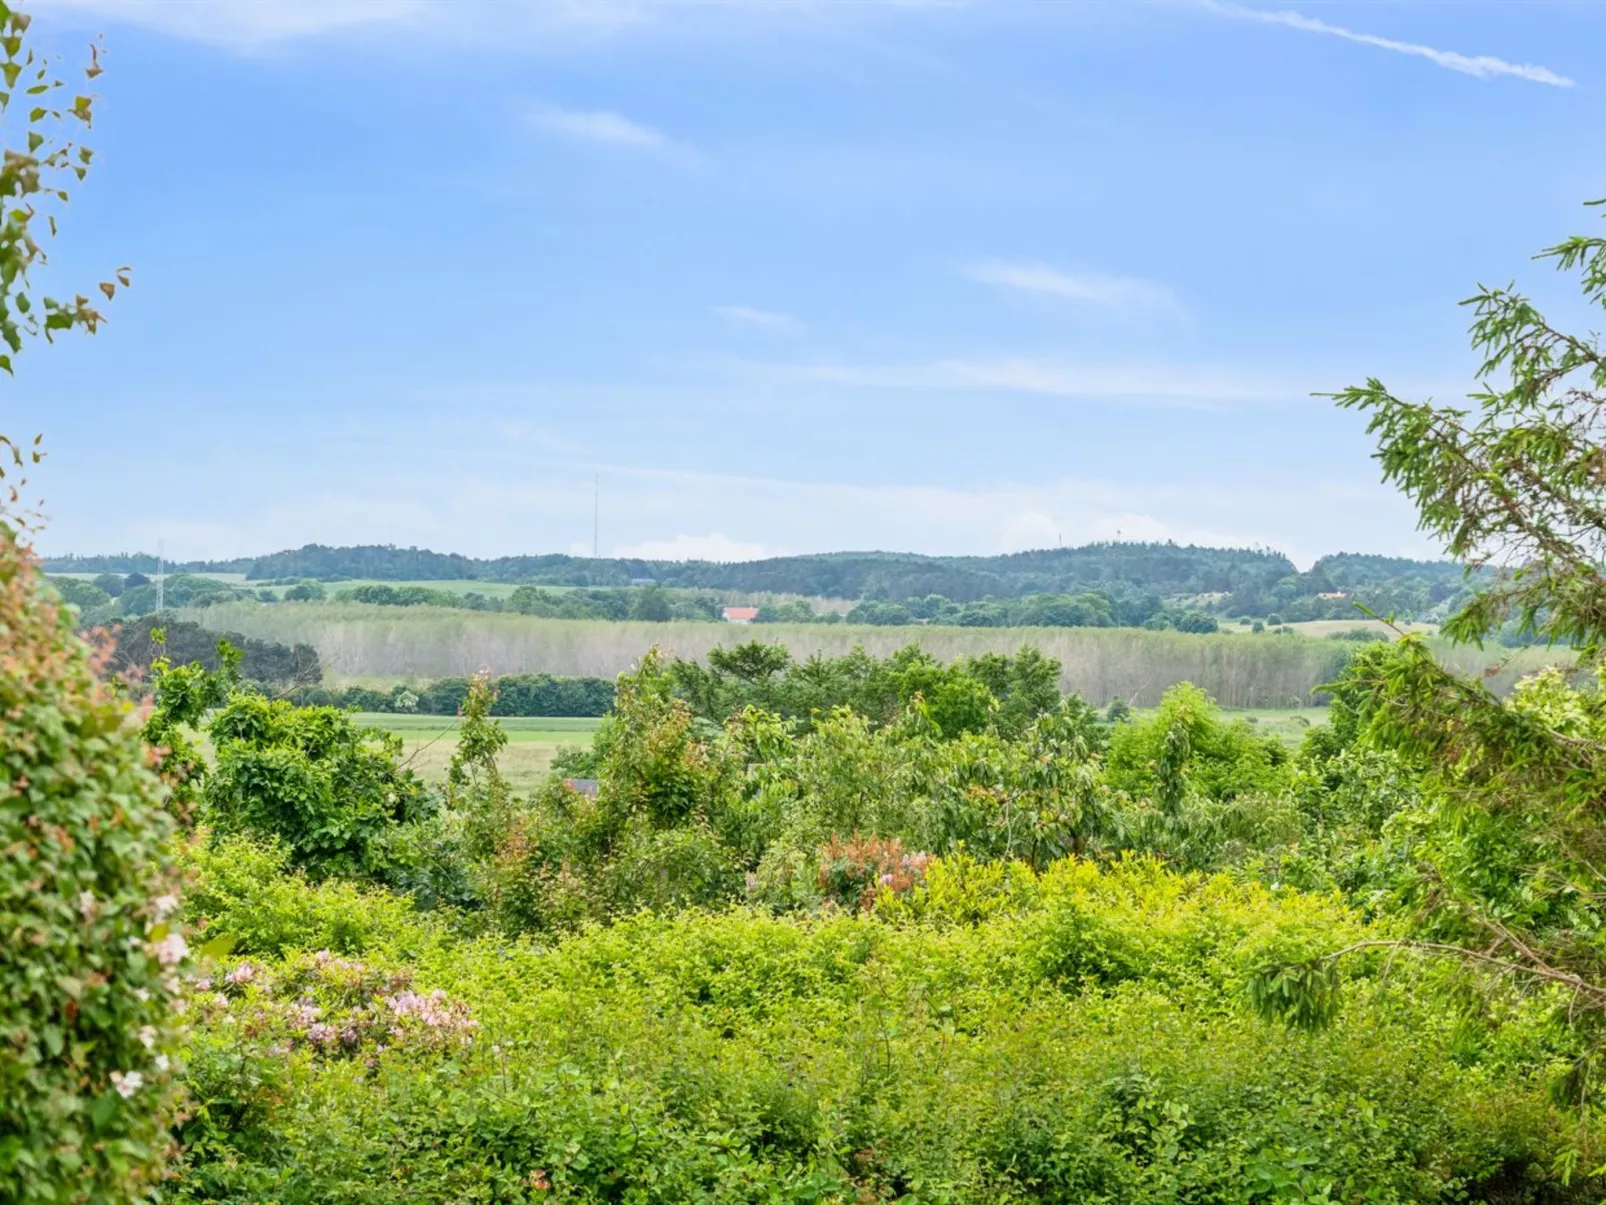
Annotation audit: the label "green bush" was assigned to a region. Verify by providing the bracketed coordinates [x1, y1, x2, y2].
[1, 533, 188, 1202]
[169, 851, 1589, 1202]
[180, 834, 439, 960]
[1105, 682, 1290, 806]
[203, 694, 431, 878]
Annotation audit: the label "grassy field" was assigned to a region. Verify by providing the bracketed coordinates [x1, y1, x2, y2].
[356, 713, 604, 794]
[1135, 705, 1330, 748]
[1219, 617, 1441, 638]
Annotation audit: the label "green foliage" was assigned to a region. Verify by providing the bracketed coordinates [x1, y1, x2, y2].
[43, 574, 108, 610]
[290, 670, 613, 717]
[1106, 683, 1291, 810]
[139, 628, 239, 815]
[115, 572, 254, 617]
[180, 834, 437, 959]
[281, 580, 324, 602]
[168, 851, 1589, 1201]
[1261, 201, 1606, 1122]
[202, 693, 431, 878]
[671, 639, 1072, 737]
[0, 530, 188, 1201]
[445, 670, 509, 805]
[1330, 199, 1606, 652]
[110, 615, 321, 690]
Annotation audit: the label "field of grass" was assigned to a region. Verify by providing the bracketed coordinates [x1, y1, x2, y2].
[355, 713, 604, 794]
[1126, 705, 1329, 747]
[1219, 617, 1441, 638]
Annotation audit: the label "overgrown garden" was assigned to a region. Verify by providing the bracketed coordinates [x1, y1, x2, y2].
[13, 8, 1606, 1201]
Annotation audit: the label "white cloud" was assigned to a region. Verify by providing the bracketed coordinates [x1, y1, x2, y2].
[1202, 1, 1574, 87]
[42, 0, 950, 50]
[788, 357, 1301, 405]
[36, 441, 1434, 572]
[525, 104, 669, 150]
[966, 260, 1179, 312]
[714, 305, 804, 334]
[611, 532, 784, 562]
[42, 0, 425, 49]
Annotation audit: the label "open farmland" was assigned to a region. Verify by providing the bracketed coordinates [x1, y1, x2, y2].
[184, 601, 1568, 709]
[361, 713, 603, 794]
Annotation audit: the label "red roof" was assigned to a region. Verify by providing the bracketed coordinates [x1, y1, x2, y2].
[722, 606, 759, 620]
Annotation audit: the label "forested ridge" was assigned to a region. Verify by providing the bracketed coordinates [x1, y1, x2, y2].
[44, 540, 1477, 623]
[45, 541, 1300, 596]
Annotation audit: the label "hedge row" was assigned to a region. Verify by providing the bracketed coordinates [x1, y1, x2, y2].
[287, 672, 615, 717]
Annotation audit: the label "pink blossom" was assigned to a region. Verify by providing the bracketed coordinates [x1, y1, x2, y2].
[151, 932, 188, 967]
[110, 1070, 143, 1099]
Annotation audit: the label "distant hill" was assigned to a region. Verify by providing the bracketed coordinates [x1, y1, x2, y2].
[47, 541, 1303, 601]
[41, 540, 1476, 618]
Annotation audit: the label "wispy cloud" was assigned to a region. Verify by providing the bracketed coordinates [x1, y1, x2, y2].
[525, 104, 670, 150]
[42, 0, 951, 50]
[611, 532, 784, 562]
[43, 0, 425, 49]
[1202, 1, 1574, 87]
[780, 357, 1300, 406]
[714, 305, 805, 334]
[966, 260, 1179, 312]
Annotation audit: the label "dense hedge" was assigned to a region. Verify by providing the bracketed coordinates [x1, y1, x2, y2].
[288, 672, 615, 717]
[173, 838, 1586, 1202]
[1, 533, 188, 1201]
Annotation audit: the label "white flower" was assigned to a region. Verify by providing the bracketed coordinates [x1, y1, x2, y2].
[154, 1054, 170, 1072]
[151, 932, 188, 967]
[137, 1026, 156, 1050]
[132, 988, 151, 1003]
[110, 1071, 143, 1099]
[224, 962, 256, 986]
[78, 891, 97, 921]
[152, 894, 179, 922]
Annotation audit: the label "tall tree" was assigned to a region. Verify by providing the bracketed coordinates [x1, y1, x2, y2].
[1263, 202, 1606, 1114]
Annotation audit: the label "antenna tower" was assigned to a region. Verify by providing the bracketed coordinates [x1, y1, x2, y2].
[593, 474, 599, 558]
[156, 539, 165, 612]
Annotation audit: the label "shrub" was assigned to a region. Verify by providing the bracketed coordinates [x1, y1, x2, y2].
[0, 531, 188, 1201]
[180, 834, 438, 960]
[168, 851, 1591, 1202]
[815, 833, 931, 911]
[203, 694, 432, 878]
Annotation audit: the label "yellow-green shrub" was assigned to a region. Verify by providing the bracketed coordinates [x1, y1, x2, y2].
[171, 852, 1589, 1202]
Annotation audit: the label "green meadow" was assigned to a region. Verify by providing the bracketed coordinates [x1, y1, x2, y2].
[358, 712, 604, 794]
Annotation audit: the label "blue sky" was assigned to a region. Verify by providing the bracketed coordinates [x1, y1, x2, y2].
[17, 0, 1606, 566]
